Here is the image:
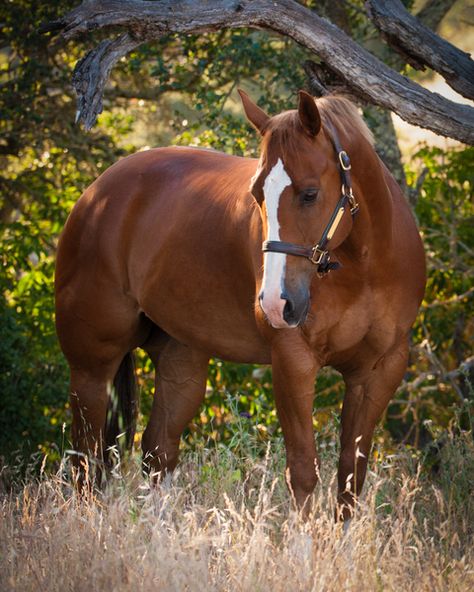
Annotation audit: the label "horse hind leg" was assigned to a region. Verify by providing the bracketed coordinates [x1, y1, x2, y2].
[69, 363, 120, 486]
[68, 346, 141, 483]
[57, 303, 150, 488]
[142, 336, 209, 480]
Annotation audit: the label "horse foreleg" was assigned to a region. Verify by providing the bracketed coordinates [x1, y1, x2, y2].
[337, 338, 409, 521]
[271, 339, 319, 514]
[142, 338, 209, 479]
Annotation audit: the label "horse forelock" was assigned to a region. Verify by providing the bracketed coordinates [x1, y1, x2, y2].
[261, 111, 306, 164]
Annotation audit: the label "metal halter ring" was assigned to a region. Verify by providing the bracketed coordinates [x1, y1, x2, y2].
[338, 150, 351, 171]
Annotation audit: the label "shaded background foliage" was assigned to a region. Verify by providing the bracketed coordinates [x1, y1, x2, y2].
[1, 0, 472, 468]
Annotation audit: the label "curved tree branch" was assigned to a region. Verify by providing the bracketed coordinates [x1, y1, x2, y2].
[43, 0, 474, 144]
[367, 0, 474, 100]
[72, 33, 142, 130]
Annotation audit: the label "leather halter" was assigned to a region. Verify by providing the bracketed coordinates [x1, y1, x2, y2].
[262, 125, 359, 276]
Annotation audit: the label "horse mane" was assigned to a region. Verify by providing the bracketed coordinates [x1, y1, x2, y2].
[262, 94, 374, 160]
[318, 95, 374, 147]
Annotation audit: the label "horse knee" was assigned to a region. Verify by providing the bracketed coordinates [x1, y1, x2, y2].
[287, 454, 319, 503]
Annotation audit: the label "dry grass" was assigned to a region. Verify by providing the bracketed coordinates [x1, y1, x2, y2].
[1, 432, 474, 592]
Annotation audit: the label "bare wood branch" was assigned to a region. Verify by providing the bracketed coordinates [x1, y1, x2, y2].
[415, 0, 457, 32]
[303, 60, 357, 99]
[303, 60, 331, 98]
[446, 355, 474, 381]
[72, 33, 142, 130]
[366, 0, 474, 100]
[421, 287, 474, 310]
[394, 355, 474, 406]
[408, 167, 429, 208]
[44, 0, 474, 143]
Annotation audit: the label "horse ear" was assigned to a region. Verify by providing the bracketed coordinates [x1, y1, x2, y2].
[238, 89, 270, 134]
[298, 90, 321, 137]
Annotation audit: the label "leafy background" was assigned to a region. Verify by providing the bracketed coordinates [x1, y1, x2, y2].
[1, 0, 472, 470]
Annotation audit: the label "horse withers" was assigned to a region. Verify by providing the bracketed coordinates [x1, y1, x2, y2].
[55, 90, 425, 519]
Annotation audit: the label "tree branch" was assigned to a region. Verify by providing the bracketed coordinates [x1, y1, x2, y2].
[421, 286, 474, 310]
[72, 33, 142, 130]
[415, 0, 457, 32]
[366, 0, 474, 100]
[44, 0, 474, 144]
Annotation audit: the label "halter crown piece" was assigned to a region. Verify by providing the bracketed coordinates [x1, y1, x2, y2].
[262, 124, 359, 276]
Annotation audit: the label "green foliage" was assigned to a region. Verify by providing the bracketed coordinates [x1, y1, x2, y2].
[416, 146, 473, 362]
[386, 146, 474, 445]
[1, 1, 472, 469]
[0, 0, 132, 463]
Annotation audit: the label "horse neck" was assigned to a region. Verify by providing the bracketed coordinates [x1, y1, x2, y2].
[342, 146, 395, 260]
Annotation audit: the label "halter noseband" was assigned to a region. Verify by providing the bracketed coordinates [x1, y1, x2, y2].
[262, 125, 359, 276]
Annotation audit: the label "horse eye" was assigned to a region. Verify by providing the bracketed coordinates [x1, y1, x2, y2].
[300, 188, 319, 205]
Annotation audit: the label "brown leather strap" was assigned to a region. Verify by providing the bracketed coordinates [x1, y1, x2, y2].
[262, 240, 313, 259]
[325, 122, 359, 214]
[262, 241, 341, 274]
[312, 193, 349, 253]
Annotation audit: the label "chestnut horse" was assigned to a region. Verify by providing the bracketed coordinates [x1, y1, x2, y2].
[55, 90, 425, 519]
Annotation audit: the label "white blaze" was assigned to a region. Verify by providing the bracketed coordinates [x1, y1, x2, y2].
[260, 158, 291, 328]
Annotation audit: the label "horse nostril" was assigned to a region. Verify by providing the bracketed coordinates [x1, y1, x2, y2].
[283, 298, 295, 323]
[258, 290, 264, 302]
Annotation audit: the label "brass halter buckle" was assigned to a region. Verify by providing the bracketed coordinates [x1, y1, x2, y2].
[344, 185, 359, 215]
[310, 245, 327, 266]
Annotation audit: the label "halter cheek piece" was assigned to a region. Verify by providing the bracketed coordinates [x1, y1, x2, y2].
[262, 126, 359, 276]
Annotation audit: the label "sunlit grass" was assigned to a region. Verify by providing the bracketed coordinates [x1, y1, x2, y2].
[1, 424, 473, 592]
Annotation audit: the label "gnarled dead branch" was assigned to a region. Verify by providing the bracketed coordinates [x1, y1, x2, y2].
[43, 0, 474, 143]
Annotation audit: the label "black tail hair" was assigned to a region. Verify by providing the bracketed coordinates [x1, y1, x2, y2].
[105, 352, 138, 454]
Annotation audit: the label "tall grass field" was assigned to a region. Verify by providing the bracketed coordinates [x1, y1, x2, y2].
[1, 416, 473, 592]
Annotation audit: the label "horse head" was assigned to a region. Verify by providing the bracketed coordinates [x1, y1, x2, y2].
[239, 90, 357, 329]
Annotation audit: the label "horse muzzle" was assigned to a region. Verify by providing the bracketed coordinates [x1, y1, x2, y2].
[259, 287, 310, 329]
[282, 289, 310, 327]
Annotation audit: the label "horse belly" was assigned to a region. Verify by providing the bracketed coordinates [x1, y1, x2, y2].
[140, 278, 270, 364]
[135, 232, 270, 364]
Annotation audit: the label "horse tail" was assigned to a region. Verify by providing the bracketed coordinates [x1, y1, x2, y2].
[105, 352, 138, 455]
